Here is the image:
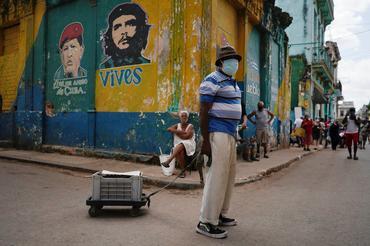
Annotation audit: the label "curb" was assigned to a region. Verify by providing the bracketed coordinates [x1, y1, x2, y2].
[0, 154, 97, 174]
[40, 145, 158, 165]
[0, 148, 321, 190]
[234, 150, 317, 186]
[0, 153, 201, 189]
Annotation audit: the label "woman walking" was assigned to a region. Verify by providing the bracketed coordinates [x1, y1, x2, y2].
[312, 119, 321, 150]
[302, 114, 313, 151]
[329, 120, 340, 150]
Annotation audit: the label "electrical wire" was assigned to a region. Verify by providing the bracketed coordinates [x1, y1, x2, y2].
[342, 52, 370, 60]
[330, 28, 370, 40]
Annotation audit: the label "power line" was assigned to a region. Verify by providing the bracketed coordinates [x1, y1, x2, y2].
[328, 21, 370, 27]
[342, 52, 370, 60]
[331, 28, 370, 40]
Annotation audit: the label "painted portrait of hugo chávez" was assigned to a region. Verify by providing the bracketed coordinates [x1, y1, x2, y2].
[54, 22, 87, 80]
[100, 3, 151, 68]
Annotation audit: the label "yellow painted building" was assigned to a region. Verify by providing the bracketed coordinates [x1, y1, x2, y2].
[0, 0, 292, 153]
[0, 0, 45, 111]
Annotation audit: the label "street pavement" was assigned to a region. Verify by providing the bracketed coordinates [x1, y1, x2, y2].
[0, 145, 322, 189]
[0, 146, 369, 245]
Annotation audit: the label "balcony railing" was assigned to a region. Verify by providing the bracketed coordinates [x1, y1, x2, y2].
[317, 0, 334, 26]
[312, 46, 334, 82]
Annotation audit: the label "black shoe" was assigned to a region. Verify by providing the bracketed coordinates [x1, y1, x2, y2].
[354, 156, 359, 160]
[347, 156, 352, 160]
[263, 154, 269, 158]
[196, 222, 227, 239]
[219, 214, 237, 226]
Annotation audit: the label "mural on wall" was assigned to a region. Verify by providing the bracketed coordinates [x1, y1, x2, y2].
[245, 27, 261, 113]
[96, 1, 158, 112]
[51, 22, 88, 111]
[270, 41, 279, 115]
[277, 57, 292, 147]
[100, 3, 151, 68]
[54, 23, 87, 79]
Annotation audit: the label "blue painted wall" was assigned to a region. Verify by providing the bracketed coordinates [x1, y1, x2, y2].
[0, 113, 13, 140]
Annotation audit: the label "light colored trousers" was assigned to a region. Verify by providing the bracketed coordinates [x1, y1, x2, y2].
[199, 132, 236, 225]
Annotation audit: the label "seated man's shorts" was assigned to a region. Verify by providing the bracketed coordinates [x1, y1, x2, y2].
[256, 128, 268, 144]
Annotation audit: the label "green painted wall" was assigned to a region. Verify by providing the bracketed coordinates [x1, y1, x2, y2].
[289, 56, 305, 110]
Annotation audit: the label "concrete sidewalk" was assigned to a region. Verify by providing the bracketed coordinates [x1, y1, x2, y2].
[0, 146, 322, 189]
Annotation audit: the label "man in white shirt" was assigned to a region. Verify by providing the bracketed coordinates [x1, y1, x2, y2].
[293, 116, 304, 147]
[294, 117, 303, 128]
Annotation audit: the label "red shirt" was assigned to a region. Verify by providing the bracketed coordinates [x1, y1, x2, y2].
[302, 119, 313, 135]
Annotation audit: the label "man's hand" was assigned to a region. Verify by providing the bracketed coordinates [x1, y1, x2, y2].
[201, 140, 211, 157]
[200, 102, 213, 157]
[241, 121, 247, 129]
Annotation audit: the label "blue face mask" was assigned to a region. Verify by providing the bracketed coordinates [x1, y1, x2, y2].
[222, 59, 239, 77]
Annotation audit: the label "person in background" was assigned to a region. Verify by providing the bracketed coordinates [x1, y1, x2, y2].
[301, 114, 313, 151]
[312, 118, 321, 150]
[319, 118, 325, 145]
[161, 110, 196, 178]
[293, 116, 305, 147]
[359, 120, 369, 150]
[247, 101, 274, 158]
[329, 120, 341, 151]
[324, 117, 332, 148]
[342, 107, 361, 160]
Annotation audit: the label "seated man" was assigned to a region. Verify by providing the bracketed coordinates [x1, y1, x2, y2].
[161, 111, 196, 178]
[241, 136, 258, 162]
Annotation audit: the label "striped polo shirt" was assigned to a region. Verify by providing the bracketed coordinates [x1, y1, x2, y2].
[199, 70, 242, 137]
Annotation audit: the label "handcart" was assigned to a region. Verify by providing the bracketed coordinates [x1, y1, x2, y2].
[86, 170, 148, 217]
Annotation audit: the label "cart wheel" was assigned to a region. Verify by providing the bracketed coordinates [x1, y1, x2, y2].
[88, 206, 100, 217]
[131, 206, 141, 217]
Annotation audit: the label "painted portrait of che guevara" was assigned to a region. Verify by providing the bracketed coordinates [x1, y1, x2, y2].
[100, 3, 151, 68]
[54, 22, 87, 80]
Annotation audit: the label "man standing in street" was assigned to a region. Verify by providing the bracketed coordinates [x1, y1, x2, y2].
[342, 107, 361, 160]
[247, 101, 274, 158]
[197, 45, 242, 239]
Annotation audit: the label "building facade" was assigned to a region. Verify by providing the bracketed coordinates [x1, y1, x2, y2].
[0, 0, 292, 154]
[357, 104, 369, 120]
[337, 101, 354, 120]
[276, 0, 338, 121]
[325, 40, 341, 119]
